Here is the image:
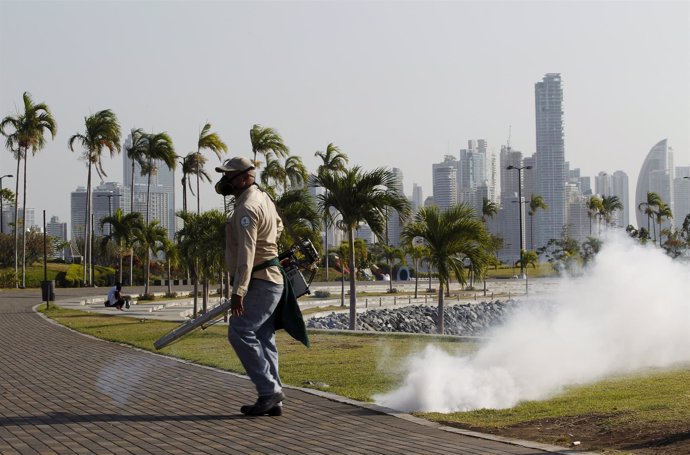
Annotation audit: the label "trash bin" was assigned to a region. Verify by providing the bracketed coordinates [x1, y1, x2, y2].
[41, 280, 55, 301]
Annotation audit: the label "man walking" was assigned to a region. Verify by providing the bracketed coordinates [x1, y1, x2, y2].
[215, 156, 285, 416]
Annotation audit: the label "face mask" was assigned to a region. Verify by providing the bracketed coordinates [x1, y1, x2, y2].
[215, 174, 235, 196]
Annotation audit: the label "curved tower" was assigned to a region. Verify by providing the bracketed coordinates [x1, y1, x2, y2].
[635, 139, 674, 229]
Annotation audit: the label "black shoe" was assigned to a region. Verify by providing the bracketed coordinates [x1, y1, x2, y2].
[240, 404, 282, 416]
[241, 392, 285, 416]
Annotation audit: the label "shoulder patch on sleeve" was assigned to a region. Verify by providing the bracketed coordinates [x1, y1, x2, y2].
[240, 216, 251, 228]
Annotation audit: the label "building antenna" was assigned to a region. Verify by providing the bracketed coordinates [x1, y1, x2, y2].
[507, 125, 512, 149]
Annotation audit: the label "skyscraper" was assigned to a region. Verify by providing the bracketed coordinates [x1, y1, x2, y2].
[496, 146, 525, 263]
[432, 156, 458, 210]
[70, 187, 87, 243]
[46, 216, 68, 260]
[635, 139, 674, 230]
[411, 183, 424, 214]
[92, 182, 130, 236]
[673, 166, 690, 230]
[534, 73, 566, 248]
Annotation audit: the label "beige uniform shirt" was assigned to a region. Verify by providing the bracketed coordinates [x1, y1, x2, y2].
[225, 185, 284, 297]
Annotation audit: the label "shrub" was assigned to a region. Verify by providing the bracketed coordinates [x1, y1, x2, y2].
[0, 270, 17, 288]
[314, 290, 331, 298]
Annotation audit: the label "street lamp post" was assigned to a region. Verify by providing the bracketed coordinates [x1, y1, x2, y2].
[506, 165, 532, 280]
[0, 174, 14, 234]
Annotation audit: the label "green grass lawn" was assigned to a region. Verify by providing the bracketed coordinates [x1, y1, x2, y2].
[39, 304, 689, 451]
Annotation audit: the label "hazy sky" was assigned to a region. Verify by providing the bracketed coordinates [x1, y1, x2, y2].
[1, 0, 689, 231]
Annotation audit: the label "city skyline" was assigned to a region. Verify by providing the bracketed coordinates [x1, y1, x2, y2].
[1, 1, 688, 235]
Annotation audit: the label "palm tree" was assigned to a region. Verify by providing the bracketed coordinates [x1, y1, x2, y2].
[312, 166, 410, 330]
[273, 188, 320, 251]
[314, 143, 348, 280]
[401, 204, 493, 334]
[0, 123, 22, 285]
[69, 109, 122, 286]
[125, 128, 147, 212]
[481, 197, 498, 223]
[100, 208, 143, 284]
[177, 210, 226, 314]
[284, 155, 308, 189]
[528, 194, 548, 248]
[159, 238, 180, 296]
[133, 132, 176, 223]
[0, 92, 57, 288]
[516, 249, 538, 270]
[380, 244, 405, 293]
[587, 195, 603, 236]
[250, 124, 289, 168]
[195, 123, 228, 214]
[655, 202, 673, 247]
[133, 219, 168, 297]
[181, 152, 210, 213]
[403, 240, 428, 298]
[315, 143, 348, 176]
[638, 192, 663, 241]
[601, 195, 623, 227]
[261, 155, 288, 190]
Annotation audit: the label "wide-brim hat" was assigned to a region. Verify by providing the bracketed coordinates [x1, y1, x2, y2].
[215, 156, 256, 177]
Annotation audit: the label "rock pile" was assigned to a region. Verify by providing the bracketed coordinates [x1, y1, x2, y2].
[307, 300, 516, 336]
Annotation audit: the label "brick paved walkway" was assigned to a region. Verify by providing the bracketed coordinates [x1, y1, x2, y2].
[0, 288, 571, 455]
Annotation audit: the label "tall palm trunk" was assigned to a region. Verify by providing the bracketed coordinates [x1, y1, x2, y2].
[118, 240, 123, 284]
[21, 153, 28, 288]
[414, 257, 419, 298]
[146, 158, 152, 224]
[530, 215, 535, 248]
[144, 252, 150, 296]
[196, 159, 200, 215]
[130, 160, 136, 286]
[83, 162, 92, 286]
[437, 281, 445, 334]
[348, 228, 357, 330]
[13, 150, 20, 288]
[203, 278, 209, 313]
[167, 260, 172, 296]
[181, 175, 187, 213]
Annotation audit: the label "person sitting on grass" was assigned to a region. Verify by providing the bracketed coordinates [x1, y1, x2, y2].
[105, 283, 129, 310]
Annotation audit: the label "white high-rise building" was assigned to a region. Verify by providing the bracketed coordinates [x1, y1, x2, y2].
[123, 132, 176, 239]
[411, 183, 423, 214]
[635, 139, 674, 230]
[594, 172, 613, 197]
[46, 215, 68, 260]
[2, 206, 37, 234]
[93, 182, 130, 237]
[535, 73, 566, 248]
[432, 156, 458, 210]
[594, 171, 628, 227]
[566, 183, 589, 242]
[70, 187, 87, 242]
[497, 146, 525, 263]
[673, 166, 690, 230]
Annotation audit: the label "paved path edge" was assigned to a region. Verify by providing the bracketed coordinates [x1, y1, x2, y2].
[34, 303, 594, 455]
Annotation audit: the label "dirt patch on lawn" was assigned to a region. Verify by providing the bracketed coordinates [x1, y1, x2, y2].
[440, 413, 690, 454]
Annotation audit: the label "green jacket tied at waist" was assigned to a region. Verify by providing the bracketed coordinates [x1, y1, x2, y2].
[252, 257, 309, 347]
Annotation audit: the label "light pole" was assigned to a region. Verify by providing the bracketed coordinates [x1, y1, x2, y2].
[506, 165, 532, 279]
[0, 174, 13, 234]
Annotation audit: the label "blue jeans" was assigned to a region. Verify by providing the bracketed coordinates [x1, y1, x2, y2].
[228, 279, 284, 397]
